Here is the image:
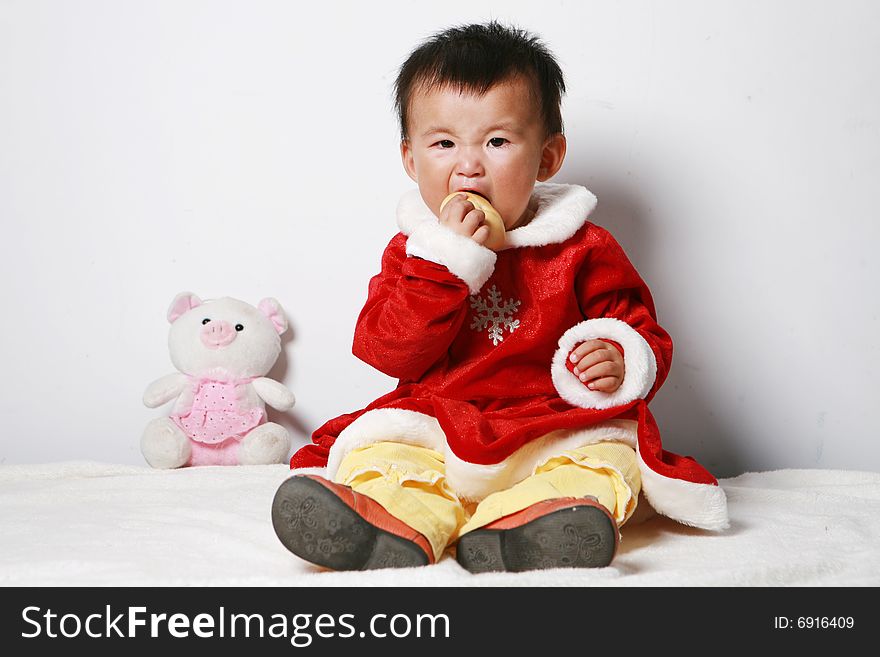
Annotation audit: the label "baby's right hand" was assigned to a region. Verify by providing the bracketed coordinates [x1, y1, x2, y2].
[438, 193, 490, 246]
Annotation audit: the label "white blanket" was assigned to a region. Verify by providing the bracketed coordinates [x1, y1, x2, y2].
[1, 462, 877, 586]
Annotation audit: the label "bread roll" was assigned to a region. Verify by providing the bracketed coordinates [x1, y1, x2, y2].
[439, 192, 506, 251]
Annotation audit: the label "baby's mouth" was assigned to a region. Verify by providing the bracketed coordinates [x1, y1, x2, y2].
[457, 188, 492, 204]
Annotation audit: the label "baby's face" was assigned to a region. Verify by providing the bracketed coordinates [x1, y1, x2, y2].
[401, 75, 565, 230]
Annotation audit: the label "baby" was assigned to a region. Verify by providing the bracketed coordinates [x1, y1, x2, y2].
[273, 22, 728, 572]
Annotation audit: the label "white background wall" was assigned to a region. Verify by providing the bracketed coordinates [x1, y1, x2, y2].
[1, 0, 877, 477]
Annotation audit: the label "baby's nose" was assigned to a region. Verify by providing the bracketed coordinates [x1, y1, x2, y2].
[200, 320, 237, 349]
[456, 150, 485, 177]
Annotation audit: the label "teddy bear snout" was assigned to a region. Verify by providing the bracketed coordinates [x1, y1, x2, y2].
[200, 320, 237, 349]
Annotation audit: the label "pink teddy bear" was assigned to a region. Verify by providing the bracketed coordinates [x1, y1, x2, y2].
[141, 292, 295, 468]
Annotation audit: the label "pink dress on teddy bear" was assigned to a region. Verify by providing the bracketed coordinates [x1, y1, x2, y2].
[171, 377, 266, 465]
[172, 378, 265, 443]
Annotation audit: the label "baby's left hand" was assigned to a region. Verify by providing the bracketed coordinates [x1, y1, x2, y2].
[569, 340, 625, 392]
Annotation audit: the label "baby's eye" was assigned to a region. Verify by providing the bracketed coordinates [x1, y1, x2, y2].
[436, 139, 454, 149]
[488, 137, 508, 148]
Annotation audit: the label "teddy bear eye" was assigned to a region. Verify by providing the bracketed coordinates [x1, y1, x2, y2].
[235, 324, 244, 332]
[201, 318, 211, 325]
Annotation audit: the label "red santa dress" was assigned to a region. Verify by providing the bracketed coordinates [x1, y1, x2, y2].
[291, 183, 729, 531]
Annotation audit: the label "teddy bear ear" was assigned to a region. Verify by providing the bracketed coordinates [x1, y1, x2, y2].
[167, 292, 203, 323]
[258, 297, 288, 335]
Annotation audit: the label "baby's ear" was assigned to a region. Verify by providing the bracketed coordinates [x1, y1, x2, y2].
[400, 139, 418, 182]
[258, 298, 288, 335]
[167, 292, 202, 323]
[537, 133, 567, 181]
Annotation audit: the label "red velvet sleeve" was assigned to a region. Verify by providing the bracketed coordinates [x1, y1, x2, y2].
[575, 226, 674, 400]
[351, 233, 472, 381]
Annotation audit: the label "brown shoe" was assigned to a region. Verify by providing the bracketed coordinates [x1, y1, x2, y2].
[456, 496, 619, 573]
[272, 475, 433, 570]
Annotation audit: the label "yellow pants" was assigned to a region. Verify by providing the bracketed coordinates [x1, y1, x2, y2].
[334, 440, 641, 562]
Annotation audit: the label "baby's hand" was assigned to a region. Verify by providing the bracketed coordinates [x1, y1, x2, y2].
[439, 193, 490, 245]
[568, 339, 625, 392]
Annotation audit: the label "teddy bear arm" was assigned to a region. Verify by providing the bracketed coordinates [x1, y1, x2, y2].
[251, 377, 296, 412]
[143, 373, 189, 408]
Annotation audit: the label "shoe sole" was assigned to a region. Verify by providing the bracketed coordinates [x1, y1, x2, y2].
[271, 476, 429, 570]
[456, 504, 617, 573]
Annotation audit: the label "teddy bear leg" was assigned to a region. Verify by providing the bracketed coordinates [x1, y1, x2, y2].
[141, 417, 192, 469]
[239, 422, 291, 465]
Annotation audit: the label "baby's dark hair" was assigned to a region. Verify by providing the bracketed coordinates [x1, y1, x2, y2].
[394, 21, 566, 141]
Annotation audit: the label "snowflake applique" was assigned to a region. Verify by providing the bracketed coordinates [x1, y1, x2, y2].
[469, 284, 521, 346]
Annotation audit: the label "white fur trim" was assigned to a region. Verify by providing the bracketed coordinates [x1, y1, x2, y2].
[552, 318, 658, 410]
[404, 217, 497, 294]
[504, 183, 598, 249]
[396, 183, 598, 294]
[636, 447, 730, 530]
[318, 408, 727, 528]
[325, 408, 446, 479]
[324, 407, 637, 502]
[397, 183, 597, 250]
